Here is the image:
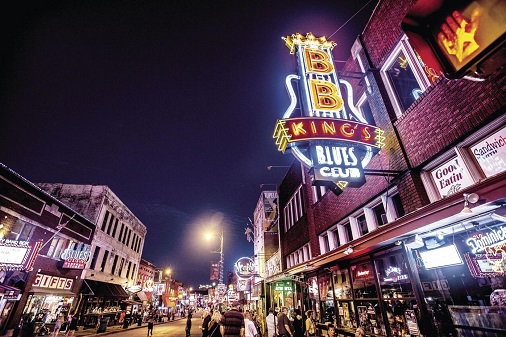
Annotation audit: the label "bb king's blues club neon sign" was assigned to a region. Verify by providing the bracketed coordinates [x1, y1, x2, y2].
[273, 33, 384, 191]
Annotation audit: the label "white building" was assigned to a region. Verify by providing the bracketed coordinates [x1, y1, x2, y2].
[37, 184, 146, 287]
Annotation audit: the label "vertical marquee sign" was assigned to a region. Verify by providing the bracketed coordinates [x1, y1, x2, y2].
[273, 33, 384, 192]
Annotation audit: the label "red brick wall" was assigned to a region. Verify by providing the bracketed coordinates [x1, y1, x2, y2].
[362, 0, 417, 67]
[395, 69, 506, 167]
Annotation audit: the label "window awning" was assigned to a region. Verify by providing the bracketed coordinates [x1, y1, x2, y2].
[82, 280, 129, 298]
[0, 284, 21, 299]
[136, 291, 149, 301]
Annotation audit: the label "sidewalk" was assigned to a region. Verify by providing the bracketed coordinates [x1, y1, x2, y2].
[72, 318, 183, 337]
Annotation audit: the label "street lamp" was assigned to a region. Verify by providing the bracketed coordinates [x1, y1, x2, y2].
[206, 228, 224, 284]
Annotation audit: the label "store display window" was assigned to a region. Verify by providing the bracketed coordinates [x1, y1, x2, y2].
[374, 250, 420, 336]
[351, 262, 377, 299]
[351, 262, 384, 335]
[414, 215, 506, 336]
[23, 294, 74, 323]
[332, 270, 356, 330]
[318, 273, 334, 323]
[307, 276, 321, 321]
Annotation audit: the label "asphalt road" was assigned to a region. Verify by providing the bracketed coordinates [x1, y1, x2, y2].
[72, 314, 197, 337]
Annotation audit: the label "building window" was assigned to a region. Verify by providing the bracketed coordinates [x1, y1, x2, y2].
[126, 261, 132, 280]
[372, 203, 386, 226]
[119, 257, 125, 276]
[6, 218, 36, 241]
[312, 185, 328, 203]
[101, 251, 109, 272]
[112, 255, 119, 275]
[287, 243, 311, 268]
[118, 223, 124, 241]
[283, 185, 305, 232]
[356, 94, 376, 126]
[343, 223, 353, 242]
[357, 214, 368, 235]
[90, 247, 100, 270]
[320, 234, 330, 254]
[47, 237, 68, 258]
[101, 211, 110, 231]
[381, 36, 431, 118]
[112, 219, 119, 238]
[332, 228, 340, 248]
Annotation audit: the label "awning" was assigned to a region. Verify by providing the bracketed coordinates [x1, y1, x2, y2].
[136, 291, 149, 301]
[0, 284, 21, 299]
[82, 280, 129, 298]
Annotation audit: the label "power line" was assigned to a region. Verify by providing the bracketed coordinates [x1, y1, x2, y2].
[328, 0, 375, 39]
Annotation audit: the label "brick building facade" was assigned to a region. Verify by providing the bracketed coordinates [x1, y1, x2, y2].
[266, 0, 506, 336]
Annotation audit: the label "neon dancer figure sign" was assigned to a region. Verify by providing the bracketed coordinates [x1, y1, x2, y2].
[273, 33, 384, 192]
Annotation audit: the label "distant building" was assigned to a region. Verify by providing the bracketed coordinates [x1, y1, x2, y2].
[0, 164, 95, 334]
[137, 258, 156, 305]
[37, 184, 147, 326]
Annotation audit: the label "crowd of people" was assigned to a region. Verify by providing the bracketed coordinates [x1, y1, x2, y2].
[189, 303, 366, 337]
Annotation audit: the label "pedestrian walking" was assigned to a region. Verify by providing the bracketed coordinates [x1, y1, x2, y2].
[20, 314, 35, 337]
[186, 314, 192, 337]
[291, 310, 303, 337]
[277, 307, 293, 337]
[208, 310, 222, 337]
[65, 314, 78, 337]
[244, 312, 259, 337]
[53, 316, 63, 337]
[265, 308, 278, 337]
[219, 301, 245, 337]
[304, 311, 316, 337]
[147, 313, 155, 336]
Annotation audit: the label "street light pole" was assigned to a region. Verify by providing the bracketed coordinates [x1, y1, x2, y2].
[219, 228, 224, 284]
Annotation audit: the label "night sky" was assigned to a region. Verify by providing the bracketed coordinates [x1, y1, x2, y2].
[1, 0, 377, 288]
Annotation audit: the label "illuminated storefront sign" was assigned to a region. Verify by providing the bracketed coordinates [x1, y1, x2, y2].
[263, 191, 278, 233]
[0, 239, 42, 271]
[402, 0, 506, 79]
[273, 33, 383, 192]
[143, 279, 154, 291]
[383, 266, 409, 282]
[430, 156, 473, 197]
[60, 243, 90, 269]
[33, 273, 74, 290]
[234, 257, 256, 279]
[470, 126, 506, 178]
[466, 225, 506, 254]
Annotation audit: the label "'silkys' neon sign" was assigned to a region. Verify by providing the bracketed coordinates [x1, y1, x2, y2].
[273, 33, 384, 191]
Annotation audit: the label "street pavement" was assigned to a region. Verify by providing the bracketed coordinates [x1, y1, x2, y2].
[71, 316, 186, 337]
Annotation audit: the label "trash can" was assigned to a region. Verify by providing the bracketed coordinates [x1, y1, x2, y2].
[122, 318, 130, 329]
[97, 318, 109, 333]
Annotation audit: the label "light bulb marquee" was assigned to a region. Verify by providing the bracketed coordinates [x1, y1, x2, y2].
[273, 33, 384, 191]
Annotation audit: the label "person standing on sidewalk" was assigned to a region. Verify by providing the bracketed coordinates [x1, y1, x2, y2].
[186, 314, 192, 337]
[201, 310, 211, 337]
[147, 310, 155, 336]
